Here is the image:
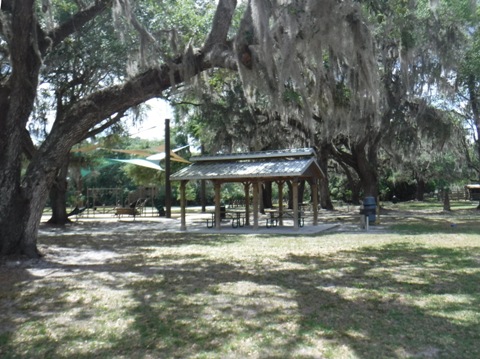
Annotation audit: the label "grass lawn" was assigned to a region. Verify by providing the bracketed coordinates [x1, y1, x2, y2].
[1, 201, 480, 358]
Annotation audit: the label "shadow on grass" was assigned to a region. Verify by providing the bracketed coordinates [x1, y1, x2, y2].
[2, 236, 480, 358]
[283, 243, 480, 357]
[115, 242, 480, 358]
[39, 229, 243, 249]
[0, 265, 40, 356]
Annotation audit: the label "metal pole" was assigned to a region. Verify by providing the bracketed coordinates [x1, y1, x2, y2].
[200, 144, 206, 213]
[165, 119, 171, 218]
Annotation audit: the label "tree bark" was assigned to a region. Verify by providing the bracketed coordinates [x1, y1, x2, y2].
[332, 136, 380, 202]
[298, 180, 306, 206]
[47, 160, 71, 225]
[353, 141, 379, 199]
[415, 177, 426, 201]
[318, 143, 334, 210]
[262, 182, 273, 209]
[467, 75, 480, 182]
[338, 161, 361, 204]
[443, 188, 451, 211]
[0, 0, 43, 257]
[287, 181, 293, 209]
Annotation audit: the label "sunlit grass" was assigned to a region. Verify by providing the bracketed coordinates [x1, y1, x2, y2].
[1, 205, 480, 358]
[383, 198, 479, 211]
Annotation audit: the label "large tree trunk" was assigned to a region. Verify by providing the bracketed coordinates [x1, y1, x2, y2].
[0, 163, 56, 258]
[262, 182, 273, 208]
[416, 177, 426, 201]
[352, 140, 379, 199]
[298, 180, 305, 206]
[47, 160, 71, 225]
[1, 129, 71, 257]
[0, 0, 43, 257]
[466, 75, 480, 209]
[467, 75, 480, 183]
[318, 143, 333, 210]
[358, 165, 378, 198]
[443, 188, 451, 211]
[331, 134, 380, 204]
[338, 161, 361, 205]
[357, 163, 378, 198]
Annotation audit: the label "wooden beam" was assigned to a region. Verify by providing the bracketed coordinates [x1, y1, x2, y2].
[311, 179, 318, 225]
[214, 181, 221, 230]
[165, 119, 171, 218]
[243, 181, 251, 226]
[252, 181, 259, 229]
[277, 180, 284, 226]
[292, 179, 299, 230]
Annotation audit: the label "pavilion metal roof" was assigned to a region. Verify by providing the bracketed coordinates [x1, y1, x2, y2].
[170, 148, 324, 182]
[190, 147, 315, 162]
[465, 184, 480, 189]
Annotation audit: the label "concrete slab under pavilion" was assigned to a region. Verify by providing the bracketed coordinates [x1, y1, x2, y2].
[170, 148, 325, 231]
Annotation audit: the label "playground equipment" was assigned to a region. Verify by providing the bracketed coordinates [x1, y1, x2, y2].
[86, 187, 122, 217]
[85, 186, 162, 217]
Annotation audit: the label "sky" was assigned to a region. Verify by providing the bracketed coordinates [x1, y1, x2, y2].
[129, 98, 174, 141]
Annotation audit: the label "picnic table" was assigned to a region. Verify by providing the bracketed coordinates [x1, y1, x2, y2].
[227, 209, 246, 228]
[264, 208, 305, 228]
[206, 209, 246, 228]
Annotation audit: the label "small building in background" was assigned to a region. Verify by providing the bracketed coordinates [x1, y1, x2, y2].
[465, 184, 480, 201]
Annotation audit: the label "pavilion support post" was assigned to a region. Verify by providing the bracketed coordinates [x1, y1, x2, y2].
[292, 179, 299, 230]
[200, 180, 206, 213]
[259, 182, 264, 214]
[278, 180, 284, 226]
[180, 180, 187, 231]
[244, 182, 251, 226]
[252, 181, 259, 229]
[214, 181, 221, 230]
[311, 179, 318, 225]
[200, 145, 206, 213]
[165, 119, 172, 218]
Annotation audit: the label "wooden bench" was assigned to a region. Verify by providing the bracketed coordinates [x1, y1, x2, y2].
[114, 198, 147, 220]
[114, 207, 139, 219]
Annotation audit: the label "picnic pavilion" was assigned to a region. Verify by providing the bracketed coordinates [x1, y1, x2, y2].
[170, 148, 325, 231]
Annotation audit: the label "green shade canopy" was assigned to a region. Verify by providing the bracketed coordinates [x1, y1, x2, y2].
[109, 158, 163, 171]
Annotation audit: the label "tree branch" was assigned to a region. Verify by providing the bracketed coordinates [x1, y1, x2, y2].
[202, 0, 238, 69]
[40, 0, 112, 54]
[35, 0, 241, 176]
[83, 110, 127, 140]
[22, 128, 37, 160]
[203, 0, 237, 52]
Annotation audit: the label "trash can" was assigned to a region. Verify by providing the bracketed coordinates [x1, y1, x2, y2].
[220, 206, 226, 219]
[362, 196, 376, 223]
